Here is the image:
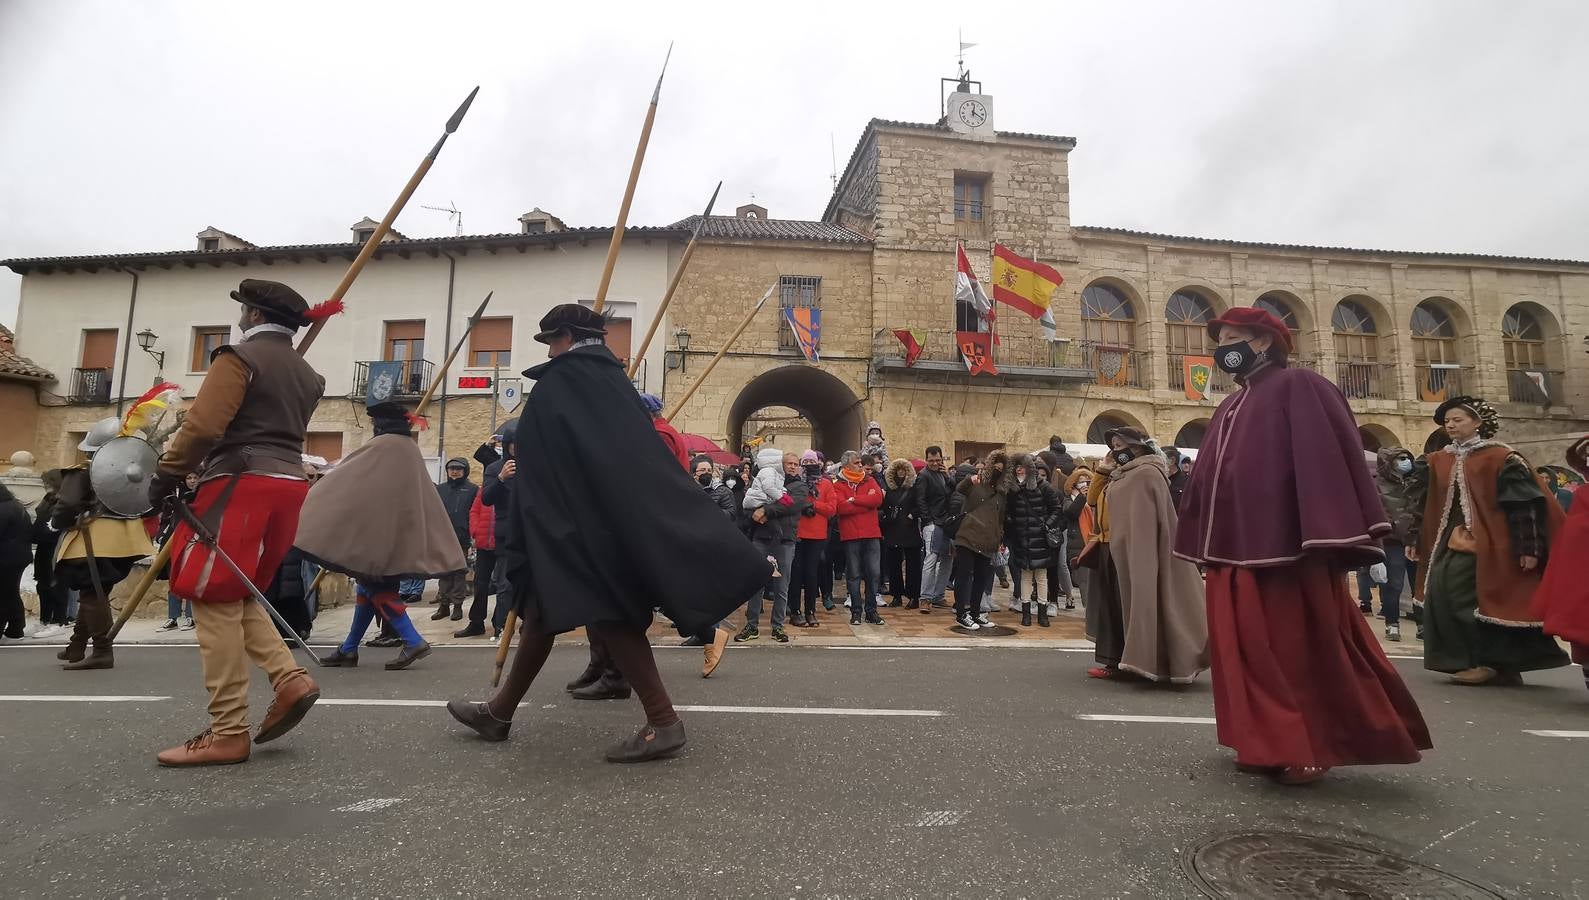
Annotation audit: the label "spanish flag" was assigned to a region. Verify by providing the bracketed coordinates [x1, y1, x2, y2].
[991, 244, 1063, 340]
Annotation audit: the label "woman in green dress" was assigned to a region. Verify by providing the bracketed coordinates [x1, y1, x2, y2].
[1409, 396, 1569, 685]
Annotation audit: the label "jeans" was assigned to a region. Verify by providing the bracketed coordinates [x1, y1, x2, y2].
[844, 539, 881, 618]
[920, 524, 951, 603]
[884, 543, 923, 601]
[399, 576, 424, 598]
[1355, 541, 1407, 625]
[953, 548, 995, 619]
[165, 592, 193, 620]
[790, 538, 827, 617]
[65, 588, 79, 621]
[745, 539, 796, 631]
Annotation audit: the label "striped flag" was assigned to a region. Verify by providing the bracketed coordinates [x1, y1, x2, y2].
[784, 307, 820, 362]
[991, 244, 1063, 341]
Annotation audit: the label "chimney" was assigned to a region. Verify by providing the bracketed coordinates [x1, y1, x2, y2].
[518, 208, 567, 234]
[349, 217, 407, 244]
[195, 226, 257, 252]
[736, 203, 768, 220]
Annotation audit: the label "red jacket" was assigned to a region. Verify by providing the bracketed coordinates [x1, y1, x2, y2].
[468, 489, 495, 551]
[652, 417, 692, 471]
[831, 473, 884, 541]
[797, 478, 839, 541]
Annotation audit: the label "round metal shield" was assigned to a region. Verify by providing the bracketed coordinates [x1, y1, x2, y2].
[88, 435, 159, 517]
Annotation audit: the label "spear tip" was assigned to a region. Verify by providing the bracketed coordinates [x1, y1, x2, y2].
[447, 85, 481, 133]
[703, 180, 723, 217]
[651, 42, 673, 104]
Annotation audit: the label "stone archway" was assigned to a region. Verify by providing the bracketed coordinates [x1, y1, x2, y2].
[1173, 419, 1210, 449]
[1085, 409, 1146, 445]
[727, 365, 863, 460]
[1423, 427, 1451, 456]
[1358, 423, 1399, 452]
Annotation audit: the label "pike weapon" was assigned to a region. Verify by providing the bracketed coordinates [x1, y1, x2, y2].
[628, 181, 720, 379]
[297, 85, 481, 354]
[412, 291, 494, 418]
[663, 282, 775, 421]
[592, 43, 671, 314]
[491, 610, 518, 687]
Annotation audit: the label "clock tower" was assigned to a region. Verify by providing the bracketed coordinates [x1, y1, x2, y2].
[944, 82, 995, 141]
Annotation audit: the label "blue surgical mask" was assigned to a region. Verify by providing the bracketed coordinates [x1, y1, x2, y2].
[1395, 458, 1413, 475]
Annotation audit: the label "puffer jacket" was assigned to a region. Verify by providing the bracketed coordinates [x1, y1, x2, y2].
[1374, 447, 1420, 546]
[437, 457, 478, 549]
[952, 450, 1011, 556]
[469, 489, 495, 551]
[1005, 454, 1061, 569]
[832, 471, 884, 541]
[881, 459, 922, 549]
[798, 478, 839, 540]
[0, 484, 32, 569]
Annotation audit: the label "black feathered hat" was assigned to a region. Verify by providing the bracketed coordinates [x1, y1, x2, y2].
[534, 303, 608, 344]
[1433, 395, 1500, 439]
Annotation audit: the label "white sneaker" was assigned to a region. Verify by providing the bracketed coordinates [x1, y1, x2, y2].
[180, 617, 196, 631]
[955, 613, 976, 630]
[159, 618, 179, 631]
[24, 621, 46, 637]
[31, 624, 65, 639]
[974, 614, 993, 627]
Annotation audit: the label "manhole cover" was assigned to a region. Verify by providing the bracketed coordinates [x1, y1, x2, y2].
[1183, 832, 1503, 899]
[948, 624, 1018, 637]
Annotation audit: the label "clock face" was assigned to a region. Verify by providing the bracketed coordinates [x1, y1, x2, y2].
[957, 98, 987, 127]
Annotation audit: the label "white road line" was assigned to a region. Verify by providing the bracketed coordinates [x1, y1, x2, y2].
[317, 699, 447, 707]
[0, 694, 171, 702]
[822, 646, 969, 651]
[334, 798, 406, 813]
[1524, 730, 1589, 738]
[1075, 714, 1216, 725]
[677, 705, 944, 717]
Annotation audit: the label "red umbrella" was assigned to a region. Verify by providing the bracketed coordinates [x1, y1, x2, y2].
[679, 433, 741, 466]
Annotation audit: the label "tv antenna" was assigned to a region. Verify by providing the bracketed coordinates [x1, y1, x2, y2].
[421, 201, 463, 236]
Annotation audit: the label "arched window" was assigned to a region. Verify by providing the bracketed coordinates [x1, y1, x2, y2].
[1254, 292, 1303, 356]
[1411, 301, 1461, 401]
[1332, 298, 1386, 400]
[1080, 283, 1136, 347]
[1503, 304, 1551, 403]
[1166, 290, 1217, 392]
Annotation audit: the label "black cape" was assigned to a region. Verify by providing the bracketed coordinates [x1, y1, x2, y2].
[514, 344, 771, 635]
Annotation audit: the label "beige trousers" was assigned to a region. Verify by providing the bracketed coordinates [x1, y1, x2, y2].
[193, 600, 306, 736]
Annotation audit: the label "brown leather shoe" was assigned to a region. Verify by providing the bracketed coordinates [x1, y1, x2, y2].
[703, 627, 730, 679]
[255, 673, 320, 745]
[62, 649, 113, 670]
[1451, 666, 1499, 685]
[57, 642, 86, 663]
[385, 641, 432, 670]
[447, 698, 511, 742]
[157, 729, 251, 767]
[605, 721, 686, 763]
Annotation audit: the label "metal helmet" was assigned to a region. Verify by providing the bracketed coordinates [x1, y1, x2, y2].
[78, 417, 123, 454]
[88, 435, 159, 517]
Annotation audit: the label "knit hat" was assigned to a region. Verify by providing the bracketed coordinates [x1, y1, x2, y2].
[638, 392, 663, 414]
[799, 450, 820, 464]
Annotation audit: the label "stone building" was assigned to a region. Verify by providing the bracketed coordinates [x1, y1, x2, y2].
[6, 81, 1589, 471]
[662, 85, 1589, 465]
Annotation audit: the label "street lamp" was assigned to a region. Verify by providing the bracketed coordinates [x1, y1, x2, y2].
[135, 328, 165, 374]
[673, 328, 690, 374]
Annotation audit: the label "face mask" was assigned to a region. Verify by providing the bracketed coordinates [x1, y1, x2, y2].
[1076, 482, 1091, 494]
[1395, 458, 1413, 475]
[1113, 450, 1134, 467]
[696, 473, 714, 487]
[873, 464, 884, 474]
[1214, 340, 1258, 374]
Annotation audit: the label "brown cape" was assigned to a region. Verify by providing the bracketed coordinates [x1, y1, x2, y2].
[294, 434, 468, 583]
[1105, 453, 1210, 682]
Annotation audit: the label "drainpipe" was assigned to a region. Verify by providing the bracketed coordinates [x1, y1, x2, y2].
[435, 251, 457, 470]
[115, 266, 140, 416]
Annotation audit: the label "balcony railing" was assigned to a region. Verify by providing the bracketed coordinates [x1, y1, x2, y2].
[1507, 368, 1563, 405]
[351, 359, 434, 400]
[1413, 365, 1468, 403]
[1336, 362, 1398, 401]
[68, 368, 112, 404]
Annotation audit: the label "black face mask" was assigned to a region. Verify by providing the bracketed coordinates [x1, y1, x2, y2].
[1113, 450, 1135, 467]
[696, 473, 714, 487]
[1215, 341, 1258, 374]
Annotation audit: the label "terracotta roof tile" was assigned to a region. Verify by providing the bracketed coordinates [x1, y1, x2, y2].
[671, 215, 871, 245]
[0, 324, 54, 381]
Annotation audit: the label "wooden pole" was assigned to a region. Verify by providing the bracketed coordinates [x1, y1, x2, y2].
[628, 180, 720, 379]
[298, 86, 480, 354]
[105, 541, 171, 641]
[412, 291, 493, 418]
[663, 282, 776, 421]
[591, 44, 671, 314]
[491, 610, 518, 687]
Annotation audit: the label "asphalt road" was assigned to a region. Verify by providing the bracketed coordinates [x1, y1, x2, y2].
[1, 642, 1585, 899]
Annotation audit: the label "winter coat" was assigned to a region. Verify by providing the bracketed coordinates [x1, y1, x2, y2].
[913, 465, 954, 526]
[744, 447, 789, 510]
[1063, 466, 1094, 550]
[1005, 455, 1061, 570]
[747, 473, 809, 544]
[703, 481, 737, 521]
[652, 416, 693, 470]
[31, 495, 61, 580]
[480, 458, 515, 550]
[1374, 447, 1420, 546]
[798, 478, 838, 541]
[832, 471, 884, 541]
[952, 450, 1011, 557]
[469, 489, 496, 552]
[862, 420, 888, 466]
[0, 484, 31, 569]
[437, 457, 479, 549]
[1039, 444, 1077, 485]
[881, 459, 922, 549]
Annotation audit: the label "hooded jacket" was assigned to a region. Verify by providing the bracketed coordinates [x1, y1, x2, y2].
[1005, 454, 1061, 569]
[952, 450, 1011, 556]
[0, 483, 32, 569]
[1374, 447, 1420, 546]
[881, 459, 922, 549]
[468, 488, 496, 551]
[437, 457, 478, 549]
[798, 476, 839, 541]
[862, 420, 889, 466]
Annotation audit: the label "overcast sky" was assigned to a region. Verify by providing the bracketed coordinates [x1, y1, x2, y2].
[2, 0, 1587, 329]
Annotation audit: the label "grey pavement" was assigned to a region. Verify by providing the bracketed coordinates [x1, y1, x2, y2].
[0, 643, 1585, 898]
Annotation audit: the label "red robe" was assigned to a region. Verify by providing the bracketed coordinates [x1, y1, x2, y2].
[1175, 363, 1431, 768]
[1536, 484, 1589, 665]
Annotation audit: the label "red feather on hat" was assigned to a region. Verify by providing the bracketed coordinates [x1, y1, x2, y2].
[304, 299, 345, 322]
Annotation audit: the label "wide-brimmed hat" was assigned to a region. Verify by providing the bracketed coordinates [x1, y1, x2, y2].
[1205, 306, 1294, 354]
[1433, 395, 1500, 439]
[534, 303, 608, 344]
[230, 279, 343, 329]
